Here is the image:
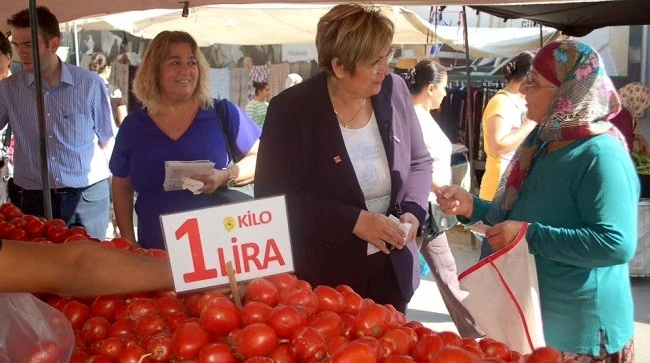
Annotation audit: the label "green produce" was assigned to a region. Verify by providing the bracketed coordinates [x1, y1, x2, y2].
[631, 152, 650, 175]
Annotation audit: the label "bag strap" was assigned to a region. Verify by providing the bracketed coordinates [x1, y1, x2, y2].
[214, 99, 240, 164]
[2, 125, 11, 151]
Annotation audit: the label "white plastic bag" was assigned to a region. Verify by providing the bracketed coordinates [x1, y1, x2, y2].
[0, 293, 73, 362]
[458, 222, 545, 354]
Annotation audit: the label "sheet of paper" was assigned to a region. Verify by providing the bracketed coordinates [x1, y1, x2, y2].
[367, 215, 412, 255]
[163, 160, 215, 192]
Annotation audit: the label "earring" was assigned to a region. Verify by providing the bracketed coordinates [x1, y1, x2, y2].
[336, 73, 342, 79]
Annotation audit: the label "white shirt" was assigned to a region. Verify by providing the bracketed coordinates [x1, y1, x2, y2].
[340, 113, 391, 214]
[415, 107, 452, 202]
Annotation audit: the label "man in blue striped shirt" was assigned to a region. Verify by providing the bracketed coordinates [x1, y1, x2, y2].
[0, 7, 114, 239]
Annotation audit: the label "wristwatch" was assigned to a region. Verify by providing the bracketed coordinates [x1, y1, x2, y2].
[222, 167, 237, 188]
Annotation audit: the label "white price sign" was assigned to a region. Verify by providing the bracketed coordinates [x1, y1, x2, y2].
[160, 195, 293, 293]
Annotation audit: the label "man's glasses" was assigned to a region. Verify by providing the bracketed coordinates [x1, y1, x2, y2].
[524, 72, 556, 90]
[370, 49, 395, 74]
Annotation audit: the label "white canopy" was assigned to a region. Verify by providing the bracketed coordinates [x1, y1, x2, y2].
[0, 0, 616, 34]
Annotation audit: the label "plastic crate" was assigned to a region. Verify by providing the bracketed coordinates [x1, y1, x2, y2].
[630, 199, 650, 276]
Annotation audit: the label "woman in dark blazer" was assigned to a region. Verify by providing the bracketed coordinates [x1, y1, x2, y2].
[255, 4, 432, 312]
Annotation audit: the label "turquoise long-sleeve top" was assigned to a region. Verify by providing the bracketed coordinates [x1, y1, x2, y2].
[469, 134, 639, 355]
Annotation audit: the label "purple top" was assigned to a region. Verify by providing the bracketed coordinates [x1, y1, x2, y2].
[110, 99, 261, 249]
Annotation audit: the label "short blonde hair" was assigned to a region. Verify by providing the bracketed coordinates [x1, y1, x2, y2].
[316, 4, 394, 76]
[133, 31, 212, 115]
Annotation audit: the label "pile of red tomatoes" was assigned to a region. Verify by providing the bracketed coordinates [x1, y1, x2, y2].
[0, 203, 573, 362]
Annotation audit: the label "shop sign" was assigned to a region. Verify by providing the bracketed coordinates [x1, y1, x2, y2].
[160, 195, 293, 292]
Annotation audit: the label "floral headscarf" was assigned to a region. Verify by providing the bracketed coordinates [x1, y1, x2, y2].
[486, 40, 625, 225]
[618, 81, 650, 120]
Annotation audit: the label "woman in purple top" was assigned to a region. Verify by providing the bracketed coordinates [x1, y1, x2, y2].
[110, 31, 260, 250]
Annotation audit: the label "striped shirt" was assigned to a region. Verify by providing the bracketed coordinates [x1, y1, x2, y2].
[0, 62, 114, 189]
[245, 100, 268, 128]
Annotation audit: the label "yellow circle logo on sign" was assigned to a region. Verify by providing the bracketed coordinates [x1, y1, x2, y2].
[223, 216, 236, 232]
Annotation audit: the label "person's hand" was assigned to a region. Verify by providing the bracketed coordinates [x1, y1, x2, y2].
[399, 212, 419, 244]
[352, 210, 407, 254]
[192, 169, 228, 194]
[486, 220, 523, 252]
[435, 185, 474, 219]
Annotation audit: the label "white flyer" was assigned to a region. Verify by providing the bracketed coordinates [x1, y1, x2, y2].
[163, 160, 215, 192]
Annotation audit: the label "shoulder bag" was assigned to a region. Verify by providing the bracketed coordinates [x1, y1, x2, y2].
[212, 99, 255, 204]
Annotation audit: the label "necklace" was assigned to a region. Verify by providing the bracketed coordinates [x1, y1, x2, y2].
[161, 101, 192, 134]
[334, 98, 368, 128]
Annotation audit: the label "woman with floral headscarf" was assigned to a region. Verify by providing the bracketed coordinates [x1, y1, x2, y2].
[437, 40, 638, 361]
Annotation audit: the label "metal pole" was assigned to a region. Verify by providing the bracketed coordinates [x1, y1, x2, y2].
[73, 21, 80, 66]
[27, 0, 53, 220]
[461, 6, 475, 193]
[539, 23, 543, 48]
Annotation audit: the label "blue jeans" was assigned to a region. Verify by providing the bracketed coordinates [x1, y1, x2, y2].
[9, 178, 110, 239]
[479, 237, 494, 260]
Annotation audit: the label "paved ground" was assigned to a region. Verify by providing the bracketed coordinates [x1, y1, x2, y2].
[406, 227, 650, 361]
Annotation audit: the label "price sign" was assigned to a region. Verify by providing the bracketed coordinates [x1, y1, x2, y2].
[160, 195, 293, 292]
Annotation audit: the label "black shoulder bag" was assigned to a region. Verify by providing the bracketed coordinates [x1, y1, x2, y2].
[422, 202, 458, 241]
[212, 100, 255, 204]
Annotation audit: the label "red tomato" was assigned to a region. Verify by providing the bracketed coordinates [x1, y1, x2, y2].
[172, 321, 210, 359]
[267, 272, 298, 292]
[290, 326, 327, 362]
[163, 312, 188, 332]
[126, 298, 159, 321]
[24, 219, 45, 237]
[98, 336, 125, 358]
[135, 314, 168, 336]
[326, 335, 349, 356]
[526, 346, 563, 363]
[62, 300, 91, 330]
[439, 331, 462, 347]
[8, 227, 28, 240]
[296, 279, 312, 291]
[341, 291, 363, 315]
[483, 341, 510, 360]
[338, 313, 356, 339]
[86, 355, 112, 363]
[243, 358, 275, 363]
[144, 331, 174, 361]
[25, 340, 60, 363]
[199, 297, 241, 336]
[383, 355, 416, 363]
[269, 341, 298, 363]
[118, 333, 139, 348]
[182, 293, 203, 317]
[412, 334, 444, 362]
[112, 236, 134, 250]
[109, 319, 135, 337]
[230, 323, 278, 359]
[82, 316, 111, 343]
[241, 301, 273, 326]
[267, 305, 308, 339]
[64, 234, 88, 243]
[67, 226, 88, 237]
[282, 288, 319, 317]
[415, 326, 436, 340]
[156, 295, 186, 316]
[431, 346, 478, 362]
[46, 226, 69, 244]
[115, 345, 150, 363]
[91, 295, 122, 322]
[354, 304, 392, 338]
[2, 204, 22, 219]
[308, 311, 344, 339]
[405, 321, 424, 330]
[334, 284, 355, 294]
[330, 340, 378, 363]
[0, 221, 15, 238]
[198, 342, 237, 363]
[69, 350, 89, 363]
[509, 350, 524, 362]
[313, 285, 346, 314]
[380, 327, 413, 356]
[245, 278, 279, 307]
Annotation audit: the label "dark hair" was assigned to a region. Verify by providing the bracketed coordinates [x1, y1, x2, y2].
[7, 6, 61, 42]
[89, 52, 109, 74]
[253, 81, 269, 96]
[398, 59, 447, 95]
[0, 32, 11, 58]
[503, 51, 533, 83]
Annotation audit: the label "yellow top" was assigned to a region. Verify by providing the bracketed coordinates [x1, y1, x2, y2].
[479, 90, 525, 201]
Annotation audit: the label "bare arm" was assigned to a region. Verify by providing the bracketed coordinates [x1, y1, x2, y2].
[230, 140, 258, 185]
[116, 105, 128, 126]
[485, 114, 536, 156]
[0, 240, 173, 296]
[112, 175, 136, 243]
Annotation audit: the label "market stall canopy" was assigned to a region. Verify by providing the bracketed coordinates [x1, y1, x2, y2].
[0, 0, 614, 35]
[473, 0, 650, 37]
[122, 5, 555, 57]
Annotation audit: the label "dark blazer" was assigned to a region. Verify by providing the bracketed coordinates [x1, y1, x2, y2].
[255, 72, 432, 301]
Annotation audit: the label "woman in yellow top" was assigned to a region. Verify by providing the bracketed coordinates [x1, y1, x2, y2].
[479, 51, 536, 259]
